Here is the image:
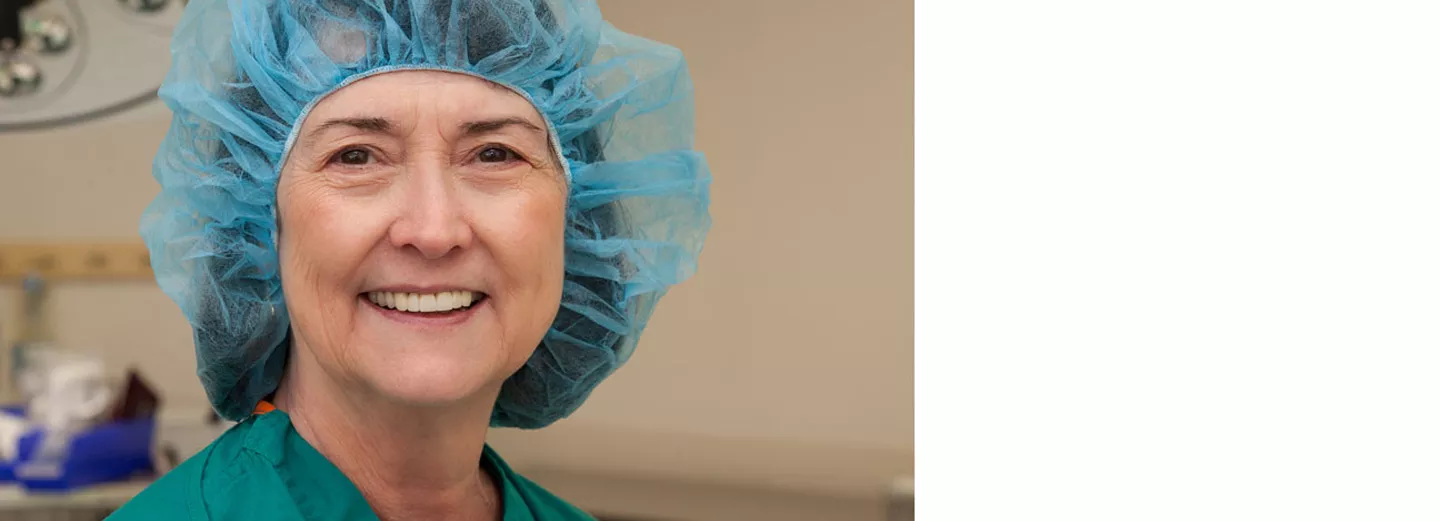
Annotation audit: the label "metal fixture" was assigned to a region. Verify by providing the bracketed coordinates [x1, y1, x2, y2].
[0, 55, 40, 96]
[0, 0, 183, 130]
[27, 15, 71, 53]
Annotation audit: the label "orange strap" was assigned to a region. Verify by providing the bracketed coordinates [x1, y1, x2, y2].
[254, 400, 277, 415]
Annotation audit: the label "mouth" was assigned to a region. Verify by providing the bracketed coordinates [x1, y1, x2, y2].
[361, 290, 487, 322]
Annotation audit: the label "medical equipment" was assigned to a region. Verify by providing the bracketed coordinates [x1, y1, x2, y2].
[0, 0, 182, 131]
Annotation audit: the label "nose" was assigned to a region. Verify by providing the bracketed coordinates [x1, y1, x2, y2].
[388, 163, 473, 259]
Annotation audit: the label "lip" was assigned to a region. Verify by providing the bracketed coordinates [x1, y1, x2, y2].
[359, 294, 486, 327]
[362, 285, 485, 294]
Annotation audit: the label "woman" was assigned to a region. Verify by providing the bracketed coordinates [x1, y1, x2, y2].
[111, 0, 710, 519]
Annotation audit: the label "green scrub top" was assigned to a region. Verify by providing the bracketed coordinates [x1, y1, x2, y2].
[106, 409, 596, 520]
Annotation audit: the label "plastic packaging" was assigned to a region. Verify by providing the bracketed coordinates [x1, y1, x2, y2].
[13, 416, 155, 491]
[13, 350, 114, 481]
[0, 353, 157, 491]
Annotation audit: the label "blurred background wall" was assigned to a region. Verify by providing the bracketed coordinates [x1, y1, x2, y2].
[0, 0, 912, 519]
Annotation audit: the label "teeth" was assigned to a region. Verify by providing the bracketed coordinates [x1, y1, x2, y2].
[365, 290, 477, 313]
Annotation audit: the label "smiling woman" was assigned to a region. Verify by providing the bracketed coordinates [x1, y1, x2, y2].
[113, 0, 711, 520]
[275, 71, 570, 411]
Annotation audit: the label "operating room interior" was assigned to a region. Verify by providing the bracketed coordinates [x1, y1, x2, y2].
[0, 1, 912, 520]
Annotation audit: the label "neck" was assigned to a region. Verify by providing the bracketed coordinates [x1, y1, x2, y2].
[273, 347, 502, 521]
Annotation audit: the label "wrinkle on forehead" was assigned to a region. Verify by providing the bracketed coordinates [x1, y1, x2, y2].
[307, 71, 545, 135]
[278, 68, 573, 182]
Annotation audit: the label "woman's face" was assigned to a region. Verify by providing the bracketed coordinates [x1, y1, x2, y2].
[276, 71, 567, 405]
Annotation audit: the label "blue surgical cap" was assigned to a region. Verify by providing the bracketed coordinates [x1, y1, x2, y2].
[140, 0, 711, 427]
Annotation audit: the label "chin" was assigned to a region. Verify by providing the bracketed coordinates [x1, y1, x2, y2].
[361, 351, 505, 406]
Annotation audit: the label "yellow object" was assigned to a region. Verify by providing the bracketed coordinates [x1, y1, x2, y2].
[0, 243, 152, 281]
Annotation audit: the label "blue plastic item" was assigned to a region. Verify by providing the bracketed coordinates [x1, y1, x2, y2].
[0, 405, 26, 483]
[12, 417, 155, 492]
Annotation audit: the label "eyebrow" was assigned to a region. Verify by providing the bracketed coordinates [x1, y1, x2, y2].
[302, 117, 394, 148]
[460, 117, 547, 138]
[314, 117, 392, 134]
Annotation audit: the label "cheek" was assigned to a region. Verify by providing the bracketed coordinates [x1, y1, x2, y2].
[275, 176, 387, 346]
[486, 185, 568, 312]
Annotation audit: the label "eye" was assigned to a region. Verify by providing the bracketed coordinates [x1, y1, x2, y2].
[333, 148, 372, 165]
[475, 146, 518, 164]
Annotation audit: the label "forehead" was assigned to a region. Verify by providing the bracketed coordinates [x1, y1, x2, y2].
[297, 70, 546, 133]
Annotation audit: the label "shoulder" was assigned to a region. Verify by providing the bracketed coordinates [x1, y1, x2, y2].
[506, 472, 598, 521]
[107, 439, 213, 520]
[108, 418, 269, 521]
[485, 446, 597, 521]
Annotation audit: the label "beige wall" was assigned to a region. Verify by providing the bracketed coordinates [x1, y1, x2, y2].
[0, 0, 913, 508]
